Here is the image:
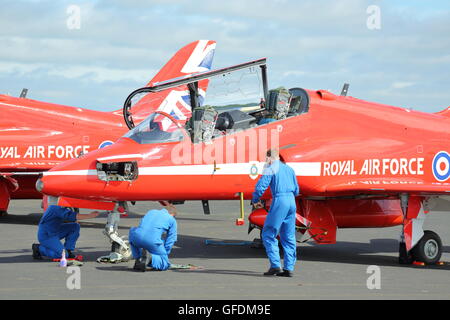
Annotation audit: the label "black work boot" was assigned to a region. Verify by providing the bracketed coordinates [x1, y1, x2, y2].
[276, 269, 293, 277]
[133, 258, 146, 272]
[32, 243, 42, 260]
[133, 250, 152, 272]
[263, 267, 281, 276]
[66, 250, 76, 259]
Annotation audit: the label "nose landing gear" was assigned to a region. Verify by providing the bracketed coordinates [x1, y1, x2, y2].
[100, 203, 133, 263]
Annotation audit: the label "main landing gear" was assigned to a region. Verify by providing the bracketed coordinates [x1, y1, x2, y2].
[410, 230, 442, 265]
[398, 194, 443, 265]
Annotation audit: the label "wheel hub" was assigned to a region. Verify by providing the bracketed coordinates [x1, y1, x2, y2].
[424, 239, 439, 259]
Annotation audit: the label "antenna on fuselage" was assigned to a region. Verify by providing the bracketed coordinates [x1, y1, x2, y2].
[20, 88, 28, 98]
[340, 83, 349, 96]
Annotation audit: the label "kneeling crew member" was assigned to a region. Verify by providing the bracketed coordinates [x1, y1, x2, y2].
[252, 149, 299, 277]
[32, 205, 99, 260]
[130, 205, 177, 272]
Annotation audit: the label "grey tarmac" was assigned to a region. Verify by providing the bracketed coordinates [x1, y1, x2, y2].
[1, 199, 450, 300]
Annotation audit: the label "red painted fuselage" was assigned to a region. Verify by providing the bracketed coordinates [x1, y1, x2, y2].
[39, 86, 450, 243]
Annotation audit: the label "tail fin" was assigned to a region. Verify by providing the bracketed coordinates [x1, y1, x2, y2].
[435, 106, 450, 118]
[114, 40, 216, 125]
[147, 40, 216, 86]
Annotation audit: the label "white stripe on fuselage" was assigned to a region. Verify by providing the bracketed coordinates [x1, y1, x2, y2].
[288, 162, 321, 177]
[42, 162, 321, 177]
[43, 170, 97, 176]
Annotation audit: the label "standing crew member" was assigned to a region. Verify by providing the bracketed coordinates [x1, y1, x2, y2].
[32, 205, 99, 260]
[252, 149, 299, 277]
[129, 205, 177, 272]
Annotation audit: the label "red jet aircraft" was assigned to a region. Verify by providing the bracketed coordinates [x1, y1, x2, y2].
[38, 57, 450, 265]
[0, 40, 216, 215]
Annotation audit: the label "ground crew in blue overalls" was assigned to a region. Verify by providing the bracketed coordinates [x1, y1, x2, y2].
[252, 149, 299, 277]
[129, 205, 177, 272]
[32, 205, 99, 260]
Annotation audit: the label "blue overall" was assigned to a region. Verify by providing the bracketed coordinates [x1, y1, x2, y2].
[37, 205, 80, 259]
[129, 209, 177, 271]
[252, 160, 299, 271]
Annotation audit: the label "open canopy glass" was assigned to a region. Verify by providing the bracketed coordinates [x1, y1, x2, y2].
[124, 111, 186, 144]
[123, 58, 268, 130]
[121, 58, 310, 145]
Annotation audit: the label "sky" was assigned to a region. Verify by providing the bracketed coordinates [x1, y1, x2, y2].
[0, 0, 449, 113]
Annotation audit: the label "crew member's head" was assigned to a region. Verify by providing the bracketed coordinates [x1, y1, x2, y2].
[164, 204, 177, 217]
[266, 148, 280, 165]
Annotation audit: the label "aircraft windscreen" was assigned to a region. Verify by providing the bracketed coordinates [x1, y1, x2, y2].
[203, 65, 264, 112]
[128, 91, 167, 115]
[124, 112, 185, 144]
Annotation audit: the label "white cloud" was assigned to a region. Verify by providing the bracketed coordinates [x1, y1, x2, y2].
[391, 82, 415, 89]
[0, 61, 156, 84]
[47, 66, 157, 84]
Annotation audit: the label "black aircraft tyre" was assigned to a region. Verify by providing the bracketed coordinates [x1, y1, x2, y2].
[411, 230, 442, 265]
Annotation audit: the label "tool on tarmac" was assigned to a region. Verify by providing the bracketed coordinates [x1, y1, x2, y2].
[169, 264, 203, 270]
[54, 251, 84, 267]
[52, 255, 83, 262]
[205, 239, 254, 246]
[96, 252, 127, 264]
[235, 192, 245, 226]
[59, 250, 67, 267]
[67, 260, 84, 266]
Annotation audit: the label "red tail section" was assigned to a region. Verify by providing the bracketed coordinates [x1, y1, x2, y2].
[435, 106, 450, 118]
[118, 40, 216, 125]
[147, 40, 216, 86]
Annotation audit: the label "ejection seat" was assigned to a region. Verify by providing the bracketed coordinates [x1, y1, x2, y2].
[258, 87, 291, 125]
[189, 106, 219, 143]
[287, 87, 310, 116]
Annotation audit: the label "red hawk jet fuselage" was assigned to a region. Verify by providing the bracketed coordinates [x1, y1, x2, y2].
[39, 57, 450, 265]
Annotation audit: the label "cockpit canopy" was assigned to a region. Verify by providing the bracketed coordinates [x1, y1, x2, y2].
[122, 58, 310, 144]
[124, 112, 185, 144]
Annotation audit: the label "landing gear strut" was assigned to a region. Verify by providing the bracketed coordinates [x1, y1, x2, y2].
[111, 235, 132, 259]
[398, 194, 443, 265]
[102, 203, 132, 262]
[398, 242, 413, 265]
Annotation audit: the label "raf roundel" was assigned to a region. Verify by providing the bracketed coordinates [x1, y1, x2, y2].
[249, 162, 260, 180]
[98, 140, 114, 149]
[432, 151, 450, 182]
